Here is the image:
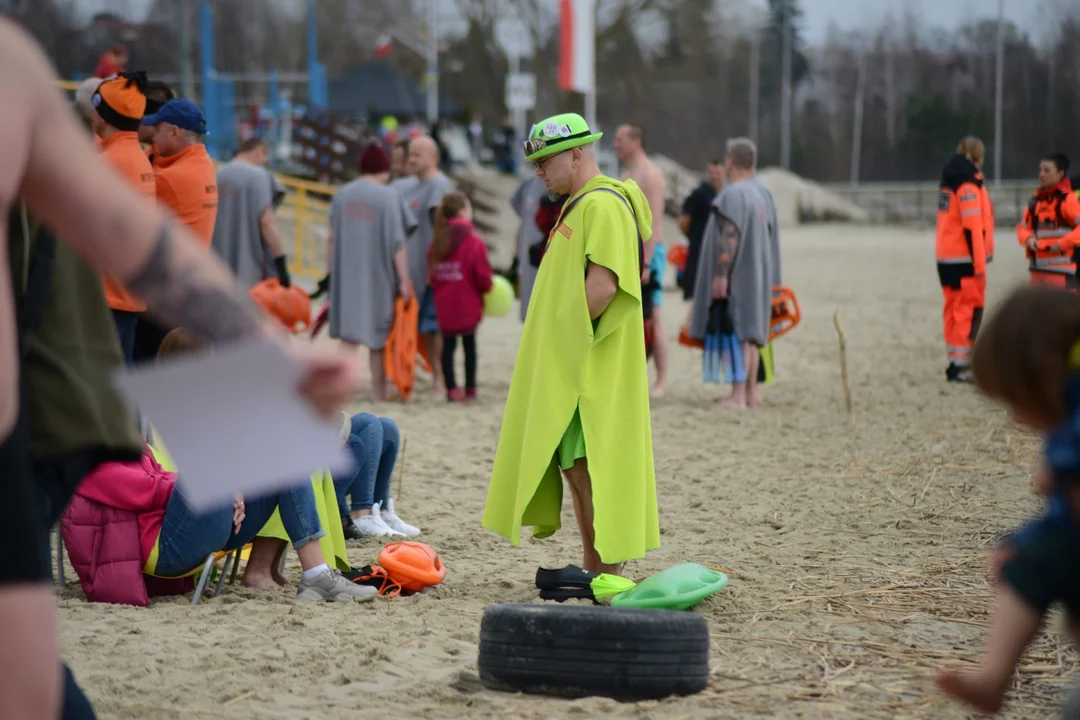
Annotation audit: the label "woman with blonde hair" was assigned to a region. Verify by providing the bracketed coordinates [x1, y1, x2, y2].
[935, 136, 991, 382]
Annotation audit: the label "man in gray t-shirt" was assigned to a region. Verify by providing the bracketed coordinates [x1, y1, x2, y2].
[391, 135, 455, 391]
[329, 145, 417, 401]
[211, 137, 289, 290]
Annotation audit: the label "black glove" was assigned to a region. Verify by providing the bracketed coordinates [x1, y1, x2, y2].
[273, 255, 291, 288]
[528, 241, 546, 268]
[309, 274, 330, 300]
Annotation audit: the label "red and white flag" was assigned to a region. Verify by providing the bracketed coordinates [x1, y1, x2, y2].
[558, 0, 595, 94]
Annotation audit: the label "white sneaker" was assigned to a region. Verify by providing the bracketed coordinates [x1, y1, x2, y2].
[381, 498, 421, 537]
[353, 509, 403, 538]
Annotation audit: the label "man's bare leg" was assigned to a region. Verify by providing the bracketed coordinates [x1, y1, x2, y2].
[744, 343, 762, 407]
[241, 536, 287, 589]
[650, 309, 669, 398]
[369, 348, 388, 401]
[563, 459, 624, 575]
[0, 586, 61, 719]
[421, 333, 444, 393]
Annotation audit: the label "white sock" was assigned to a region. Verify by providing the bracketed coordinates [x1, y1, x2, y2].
[301, 563, 330, 580]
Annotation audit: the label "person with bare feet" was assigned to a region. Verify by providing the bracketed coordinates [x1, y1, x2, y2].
[614, 124, 669, 397]
[935, 287, 1080, 715]
[327, 144, 416, 402]
[392, 136, 456, 394]
[483, 114, 659, 576]
[689, 138, 779, 409]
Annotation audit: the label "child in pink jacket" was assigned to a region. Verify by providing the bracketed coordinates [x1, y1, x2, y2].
[428, 191, 493, 402]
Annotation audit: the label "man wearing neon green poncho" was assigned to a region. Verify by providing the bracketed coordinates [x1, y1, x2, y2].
[482, 113, 659, 574]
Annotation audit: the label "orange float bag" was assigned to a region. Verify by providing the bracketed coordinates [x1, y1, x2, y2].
[769, 286, 801, 341]
[384, 297, 420, 401]
[679, 286, 801, 347]
[250, 278, 311, 334]
[378, 542, 446, 594]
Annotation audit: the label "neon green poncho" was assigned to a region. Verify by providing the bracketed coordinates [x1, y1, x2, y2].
[482, 175, 660, 565]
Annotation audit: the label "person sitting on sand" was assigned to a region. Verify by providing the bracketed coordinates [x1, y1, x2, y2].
[73, 328, 376, 602]
[935, 287, 1080, 714]
[483, 113, 659, 575]
[334, 410, 419, 539]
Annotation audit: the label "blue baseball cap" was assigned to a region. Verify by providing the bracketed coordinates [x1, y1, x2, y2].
[142, 99, 207, 134]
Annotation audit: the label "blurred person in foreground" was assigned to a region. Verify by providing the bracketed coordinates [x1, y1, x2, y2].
[392, 136, 456, 393]
[0, 19, 360, 717]
[88, 72, 156, 363]
[936, 287, 1080, 714]
[935, 137, 989, 383]
[327, 144, 417, 402]
[211, 137, 291, 290]
[483, 113, 658, 575]
[679, 159, 725, 300]
[1017, 152, 1080, 290]
[688, 138, 781, 409]
[614, 123, 669, 397]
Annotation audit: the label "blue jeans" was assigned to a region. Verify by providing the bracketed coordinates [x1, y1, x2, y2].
[334, 413, 400, 516]
[154, 482, 324, 577]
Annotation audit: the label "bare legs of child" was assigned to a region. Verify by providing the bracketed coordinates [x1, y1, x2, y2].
[563, 458, 624, 576]
[650, 310, 668, 398]
[935, 585, 1042, 713]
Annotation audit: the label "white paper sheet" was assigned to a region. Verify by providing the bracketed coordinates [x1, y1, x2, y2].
[112, 338, 353, 511]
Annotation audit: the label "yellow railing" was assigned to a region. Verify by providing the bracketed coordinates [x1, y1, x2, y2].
[273, 174, 339, 282]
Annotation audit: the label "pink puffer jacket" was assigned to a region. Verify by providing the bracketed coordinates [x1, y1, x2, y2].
[61, 495, 149, 606]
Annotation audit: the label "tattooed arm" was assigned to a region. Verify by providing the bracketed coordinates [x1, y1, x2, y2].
[711, 213, 740, 299]
[15, 29, 265, 343]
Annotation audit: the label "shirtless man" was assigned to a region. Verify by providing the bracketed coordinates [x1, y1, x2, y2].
[0, 21, 359, 717]
[613, 124, 669, 397]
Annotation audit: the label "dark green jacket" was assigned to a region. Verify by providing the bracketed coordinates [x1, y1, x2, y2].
[8, 206, 142, 462]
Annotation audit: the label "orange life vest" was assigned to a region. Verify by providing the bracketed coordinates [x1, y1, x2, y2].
[1018, 178, 1080, 278]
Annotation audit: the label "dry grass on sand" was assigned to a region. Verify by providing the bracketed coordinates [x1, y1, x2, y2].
[59, 225, 1077, 719]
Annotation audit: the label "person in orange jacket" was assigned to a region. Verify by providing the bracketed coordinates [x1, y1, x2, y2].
[936, 138, 987, 383]
[1017, 153, 1080, 289]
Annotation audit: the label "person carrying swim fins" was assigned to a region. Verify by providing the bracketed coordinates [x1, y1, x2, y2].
[936, 137, 988, 383]
[1018, 152, 1080, 290]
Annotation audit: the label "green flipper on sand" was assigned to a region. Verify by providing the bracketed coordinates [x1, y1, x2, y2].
[760, 343, 775, 386]
[610, 563, 728, 610]
[591, 573, 637, 600]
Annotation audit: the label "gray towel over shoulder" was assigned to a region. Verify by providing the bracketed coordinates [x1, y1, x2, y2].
[329, 178, 418, 348]
[689, 178, 779, 345]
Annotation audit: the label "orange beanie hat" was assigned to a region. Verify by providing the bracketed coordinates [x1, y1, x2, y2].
[92, 72, 148, 132]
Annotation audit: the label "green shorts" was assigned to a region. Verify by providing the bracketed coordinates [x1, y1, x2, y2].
[557, 406, 587, 471]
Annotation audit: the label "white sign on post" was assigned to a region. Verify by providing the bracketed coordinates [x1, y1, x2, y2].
[505, 72, 536, 111]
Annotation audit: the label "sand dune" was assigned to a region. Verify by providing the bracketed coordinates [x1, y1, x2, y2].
[59, 226, 1074, 719]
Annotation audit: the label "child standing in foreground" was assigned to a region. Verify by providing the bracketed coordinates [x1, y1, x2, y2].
[936, 287, 1080, 714]
[428, 191, 493, 402]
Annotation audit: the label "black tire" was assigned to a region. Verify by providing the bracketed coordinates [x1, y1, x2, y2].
[478, 603, 709, 700]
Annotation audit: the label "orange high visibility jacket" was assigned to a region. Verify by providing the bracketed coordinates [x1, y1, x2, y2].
[1017, 178, 1080, 278]
[976, 171, 995, 263]
[936, 155, 986, 277]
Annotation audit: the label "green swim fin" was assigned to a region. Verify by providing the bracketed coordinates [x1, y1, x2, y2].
[590, 573, 636, 600]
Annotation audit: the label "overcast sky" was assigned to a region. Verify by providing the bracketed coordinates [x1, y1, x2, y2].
[70, 0, 1037, 45]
